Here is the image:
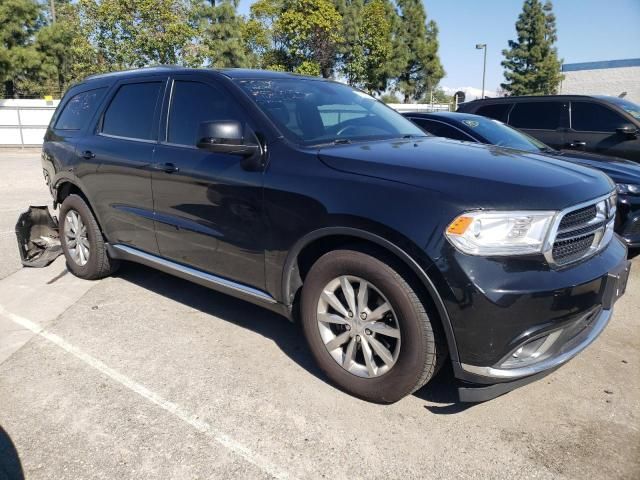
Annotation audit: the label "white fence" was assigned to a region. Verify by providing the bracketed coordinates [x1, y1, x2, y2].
[388, 103, 453, 113]
[0, 98, 451, 147]
[0, 99, 59, 147]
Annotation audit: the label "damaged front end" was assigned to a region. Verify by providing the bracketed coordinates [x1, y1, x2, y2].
[15, 206, 62, 268]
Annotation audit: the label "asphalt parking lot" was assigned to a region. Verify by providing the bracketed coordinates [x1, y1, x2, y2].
[0, 149, 638, 480]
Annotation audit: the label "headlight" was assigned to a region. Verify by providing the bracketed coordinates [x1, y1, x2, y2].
[446, 211, 556, 256]
[616, 183, 640, 195]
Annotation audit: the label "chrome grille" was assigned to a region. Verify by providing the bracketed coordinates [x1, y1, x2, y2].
[545, 193, 617, 266]
[558, 205, 596, 230]
[552, 234, 596, 263]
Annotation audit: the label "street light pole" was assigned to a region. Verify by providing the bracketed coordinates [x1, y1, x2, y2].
[50, 0, 56, 22]
[475, 44, 487, 99]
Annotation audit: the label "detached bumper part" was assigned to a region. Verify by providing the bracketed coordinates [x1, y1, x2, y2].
[15, 206, 62, 268]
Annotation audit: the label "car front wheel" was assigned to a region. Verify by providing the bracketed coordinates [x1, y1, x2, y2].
[300, 248, 441, 403]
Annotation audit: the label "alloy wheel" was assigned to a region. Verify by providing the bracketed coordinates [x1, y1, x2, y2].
[316, 275, 401, 378]
[64, 209, 90, 266]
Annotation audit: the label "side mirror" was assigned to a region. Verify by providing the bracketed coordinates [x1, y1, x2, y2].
[616, 124, 638, 138]
[196, 120, 261, 157]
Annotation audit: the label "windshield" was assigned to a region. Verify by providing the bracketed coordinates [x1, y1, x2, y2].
[236, 78, 426, 146]
[460, 116, 550, 152]
[606, 97, 640, 121]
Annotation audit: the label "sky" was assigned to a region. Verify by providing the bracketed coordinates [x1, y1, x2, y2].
[237, 0, 640, 100]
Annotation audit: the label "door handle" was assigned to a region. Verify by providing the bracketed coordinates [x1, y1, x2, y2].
[569, 141, 587, 148]
[150, 162, 179, 173]
[81, 150, 95, 159]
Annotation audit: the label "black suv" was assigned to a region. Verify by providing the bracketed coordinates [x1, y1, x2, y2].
[457, 95, 640, 162]
[42, 67, 630, 403]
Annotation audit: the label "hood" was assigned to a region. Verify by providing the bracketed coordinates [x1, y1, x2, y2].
[555, 150, 640, 184]
[318, 137, 615, 211]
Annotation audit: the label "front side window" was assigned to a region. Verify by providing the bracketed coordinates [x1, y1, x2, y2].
[509, 102, 563, 130]
[54, 88, 106, 130]
[102, 82, 162, 140]
[167, 80, 242, 146]
[236, 78, 425, 145]
[605, 97, 640, 121]
[571, 101, 628, 132]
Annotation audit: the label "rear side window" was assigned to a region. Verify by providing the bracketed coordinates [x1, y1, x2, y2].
[102, 82, 162, 140]
[571, 102, 627, 132]
[412, 119, 473, 141]
[509, 102, 563, 130]
[167, 80, 242, 146]
[54, 88, 106, 130]
[474, 103, 511, 122]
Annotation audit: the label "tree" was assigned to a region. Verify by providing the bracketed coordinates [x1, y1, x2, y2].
[32, 1, 99, 97]
[79, 0, 195, 70]
[501, 0, 563, 95]
[335, 0, 363, 83]
[379, 92, 401, 104]
[395, 0, 444, 103]
[0, 0, 43, 97]
[340, 0, 393, 93]
[276, 0, 343, 77]
[243, 0, 289, 70]
[190, 0, 249, 68]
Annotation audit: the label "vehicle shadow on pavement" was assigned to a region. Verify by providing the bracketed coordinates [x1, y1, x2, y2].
[0, 426, 24, 480]
[113, 262, 327, 381]
[413, 366, 475, 415]
[114, 263, 475, 414]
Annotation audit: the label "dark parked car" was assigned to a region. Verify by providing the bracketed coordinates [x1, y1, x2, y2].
[42, 67, 630, 403]
[403, 111, 640, 247]
[457, 95, 640, 162]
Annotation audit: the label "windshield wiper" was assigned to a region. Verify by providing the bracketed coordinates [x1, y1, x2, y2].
[332, 138, 352, 145]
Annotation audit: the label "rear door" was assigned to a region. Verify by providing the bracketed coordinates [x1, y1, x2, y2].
[151, 74, 266, 289]
[507, 100, 568, 149]
[76, 76, 166, 254]
[568, 100, 640, 161]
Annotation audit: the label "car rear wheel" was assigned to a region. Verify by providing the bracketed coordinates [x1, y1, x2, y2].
[59, 194, 119, 280]
[300, 248, 441, 403]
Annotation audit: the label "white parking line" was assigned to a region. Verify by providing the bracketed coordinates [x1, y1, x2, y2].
[0, 303, 293, 480]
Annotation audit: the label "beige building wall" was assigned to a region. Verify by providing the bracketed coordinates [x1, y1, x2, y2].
[561, 63, 640, 103]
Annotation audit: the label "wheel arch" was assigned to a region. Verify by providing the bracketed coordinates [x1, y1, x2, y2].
[282, 227, 459, 363]
[54, 179, 108, 239]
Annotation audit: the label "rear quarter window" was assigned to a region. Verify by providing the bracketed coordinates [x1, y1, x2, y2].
[474, 103, 512, 122]
[54, 88, 107, 130]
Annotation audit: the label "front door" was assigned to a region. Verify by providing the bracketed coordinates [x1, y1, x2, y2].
[567, 101, 640, 161]
[151, 75, 266, 290]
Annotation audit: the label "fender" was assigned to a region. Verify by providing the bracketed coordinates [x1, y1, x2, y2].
[281, 227, 459, 363]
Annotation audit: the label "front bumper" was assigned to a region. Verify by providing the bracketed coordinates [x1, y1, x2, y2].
[435, 236, 630, 401]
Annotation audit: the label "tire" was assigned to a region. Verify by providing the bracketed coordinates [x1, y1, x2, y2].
[300, 248, 441, 403]
[59, 194, 119, 280]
